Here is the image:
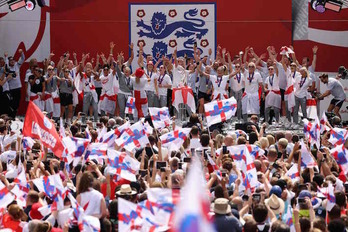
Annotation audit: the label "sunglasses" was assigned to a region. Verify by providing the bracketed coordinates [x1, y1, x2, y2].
[290, 65, 296, 67]
[268, 68, 274, 70]
[235, 66, 240, 68]
[248, 66, 254, 68]
[64, 70, 70, 73]
[48, 68, 53, 71]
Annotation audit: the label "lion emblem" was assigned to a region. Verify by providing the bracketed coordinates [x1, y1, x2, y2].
[137, 8, 208, 39]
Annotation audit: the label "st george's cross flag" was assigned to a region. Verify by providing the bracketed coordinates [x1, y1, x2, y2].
[149, 107, 172, 129]
[329, 128, 348, 146]
[160, 127, 191, 152]
[173, 156, 216, 232]
[331, 145, 348, 175]
[172, 86, 196, 113]
[107, 149, 140, 182]
[116, 121, 150, 151]
[300, 140, 318, 169]
[125, 96, 136, 115]
[204, 97, 237, 127]
[23, 101, 64, 158]
[303, 118, 320, 149]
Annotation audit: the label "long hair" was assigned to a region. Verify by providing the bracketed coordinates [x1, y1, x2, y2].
[78, 172, 94, 194]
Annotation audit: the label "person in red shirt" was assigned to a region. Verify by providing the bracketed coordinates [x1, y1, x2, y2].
[2, 204, 27, 232]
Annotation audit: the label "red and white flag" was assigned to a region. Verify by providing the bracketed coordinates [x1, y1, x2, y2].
[107, 149, 140, 182]
[300, 140, 318, 169]
[115, 121, 149, 151]
[125, 96, 136, 115]
[306, 98, 317, 120]
[173, 156, 215, 232]
[204, 97, 237, 127]
[320, 111, 330, 133]
[149, 107, 172, 129]
[286, 164, 300, 182]
[329, 128, 348, 146]
[172, 86, 196, 113]
[160, 127, 191, 152]
[23, 101, 64, 158]
[303, 118, 320, 149]
[0, 182, 15, 210]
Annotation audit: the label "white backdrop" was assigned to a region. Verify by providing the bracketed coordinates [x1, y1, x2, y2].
[129, 3, 216, 68]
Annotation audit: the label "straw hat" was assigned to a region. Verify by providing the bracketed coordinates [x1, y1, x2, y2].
[212, 198, 231, 215]
[116, 184, 137, 196]
[265, 194, 285, 215]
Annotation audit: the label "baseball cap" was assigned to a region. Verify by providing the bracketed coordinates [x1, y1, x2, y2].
[298, 190, 312, 199]
[269, 185, 282, 198]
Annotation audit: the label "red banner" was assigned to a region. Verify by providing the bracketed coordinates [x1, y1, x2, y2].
[23, 101, 64, 158]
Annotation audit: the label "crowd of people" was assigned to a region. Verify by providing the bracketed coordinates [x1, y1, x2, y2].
[0, 42, 347, 232]
[0, 42, 346, 127]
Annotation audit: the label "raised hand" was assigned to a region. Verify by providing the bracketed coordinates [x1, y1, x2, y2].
[110, 42, 115, 49]
[313, 45, 318, 54]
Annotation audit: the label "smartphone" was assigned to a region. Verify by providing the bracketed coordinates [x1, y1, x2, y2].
[222, 172, 227, 177]
[242, 195, 249, 201]
[156, 161, 166, 169]
[252, 193, 261, 203]
[59, 161, 65, 171]
[26, 161, 33, 172]
[222, 145, 228, 154]
[139, 169, 147, 177]
[178, 162, 183, 170]
[160, 167, 166, 172]
[272, 162, 280, 169]
[298, 198, 306, 204]
[183, 157, 191, 163]
[344, 183, 348, 194]
[43, 160, 50, 171]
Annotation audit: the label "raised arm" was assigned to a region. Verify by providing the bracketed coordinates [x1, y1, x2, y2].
[311, 46, 318, 71]
[17, 49, 25, 66]
[197, 62, 210, 78]
[127, 43, 134, 65]
[173, 47, 178, 68]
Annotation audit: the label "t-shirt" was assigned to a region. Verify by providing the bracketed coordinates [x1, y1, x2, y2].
[243, 71, 262, 94]
[294, 75, 312, 98]
[130, 75, 148, 91]
[230, 72, 244, 92]
[81, 75, 95, 93]
[327, 78, 346, 101]
[80, 188, 104, 216]
[276, 62, 288, 90]
[172, 65, 187, 87]
[29, 75, 45, 93]
[156, 73, 172, 96]
[265, 74, 280, 91]
[45, 75, 58, 93]
[59, 78, 73, 94]
[0, 150, 16, 164]
[187, 72, 198, 93]
[144, 69, 156, 92]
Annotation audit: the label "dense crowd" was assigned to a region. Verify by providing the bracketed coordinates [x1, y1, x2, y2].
[0, 42, 347, 232]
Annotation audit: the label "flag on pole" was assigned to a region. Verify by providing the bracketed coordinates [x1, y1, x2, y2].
[331, 145, 348, 175]
[300, 140, 318, 169]
[204, 97, 237, 127]
[23, 101, 64, 158]
[107, 149, 140, 182]
[320, 112, 330, 134]
[160, 127, 191, 152]
[329, 128, 348, 146]
[125, 96, 136, 115]
[173, 156, 216, 232]
[303, 118, 320, 149]
[149, 107, 172, 129]
[115, 121, 149, 151]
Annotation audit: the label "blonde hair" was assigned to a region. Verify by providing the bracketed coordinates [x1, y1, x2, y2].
[259, 137, 269, 149]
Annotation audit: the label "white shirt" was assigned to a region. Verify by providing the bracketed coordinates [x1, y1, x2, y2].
[144, 69, 156, 92]
[172, 65, 186, 87]
[130, 76, 147, 91]
[230, 72, 244, 92]
[81, 75, 95, 93]
[210, 75, 229, 99]
[156, 73, 172, 96]
[100, 73, 116, 95]
[243, 71, 262, 94]
[276, 62, 288, 90]
[80, 188, 104, 216]
[294, 75, 312, 98]
[189, 138, 201, 150]
[265, 74, 280, 91]
[0, 150, 16, 165]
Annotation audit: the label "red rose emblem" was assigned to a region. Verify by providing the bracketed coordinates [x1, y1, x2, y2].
[137, 9, 145, 18]
[169, 9, 177, 18]
[200, 9, 209, 17]
[200, 39, 209, 48]
[169, 40, 177, 48]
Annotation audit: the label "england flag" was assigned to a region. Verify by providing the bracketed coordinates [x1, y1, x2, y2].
[149, 107, 172, 129]
[107, 149, 140, 182]
[115, 121, 149, 151]
[160, 127, 191, 152]
[204, 97, 237, 127]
